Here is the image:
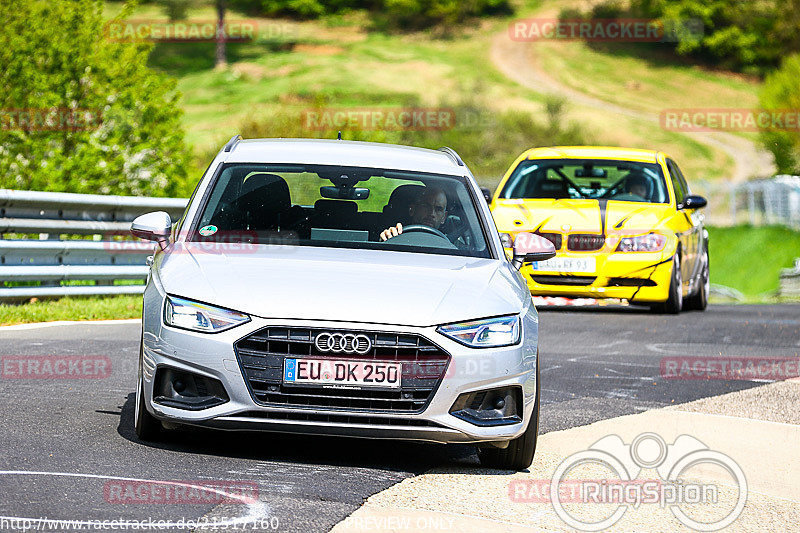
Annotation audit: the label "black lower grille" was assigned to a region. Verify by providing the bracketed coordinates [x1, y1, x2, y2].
[233, 410, 443, 427]
[233, 327, 450, 413]
[607, 277, 657, 287]
[531, 275, 597, 286]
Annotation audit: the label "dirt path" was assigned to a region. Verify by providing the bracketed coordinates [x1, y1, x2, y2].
[489, 31, 776, 183]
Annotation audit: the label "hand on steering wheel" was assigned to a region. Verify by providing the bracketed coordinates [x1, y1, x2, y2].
[402, 224, 449, 239]
[379, 223, 448, 241]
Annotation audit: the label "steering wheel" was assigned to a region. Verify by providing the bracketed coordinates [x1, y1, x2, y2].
[399, 224, 449, 240]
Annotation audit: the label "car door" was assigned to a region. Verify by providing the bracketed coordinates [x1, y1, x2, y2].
[666, 159, 701, 292]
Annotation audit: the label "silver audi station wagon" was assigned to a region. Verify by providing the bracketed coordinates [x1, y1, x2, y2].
[131, 137, 555, 470]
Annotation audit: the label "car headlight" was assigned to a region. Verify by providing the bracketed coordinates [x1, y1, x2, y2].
[437, 315, 521, 348]
[615, 233, 667, 253]
[164, 296, 250, 333]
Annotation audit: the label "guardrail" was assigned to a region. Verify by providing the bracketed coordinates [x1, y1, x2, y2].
[0, 189, 187, 301]
[730, 175, 800, 229]
[780, 258, 800, 298]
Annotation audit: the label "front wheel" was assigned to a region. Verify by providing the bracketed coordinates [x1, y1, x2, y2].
[135, 346, 162, 441]
[651, 253, 682, 314]
[684, 248, 709, 311]
[478, 412, 538, 470]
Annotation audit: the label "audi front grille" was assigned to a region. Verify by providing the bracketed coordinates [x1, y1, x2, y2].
[233, 327, 451, 413]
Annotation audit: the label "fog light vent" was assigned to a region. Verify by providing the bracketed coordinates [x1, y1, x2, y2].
[449, 386, 523, 426]
[153, 367, 229, 411]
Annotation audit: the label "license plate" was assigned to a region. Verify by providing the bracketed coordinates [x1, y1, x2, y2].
[531, 256, 596, 273]
[283, 358, 402, 388]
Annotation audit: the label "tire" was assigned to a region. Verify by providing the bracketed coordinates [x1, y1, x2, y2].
[651, 253, 682, 314]
[479, 365, 539, 471]
[135, 345, 162, 441]
[684, 247, 709, 311]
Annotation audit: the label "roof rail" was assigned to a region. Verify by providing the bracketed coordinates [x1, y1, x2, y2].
[223, 134, 242, 153]
[438, 147, 464, 166]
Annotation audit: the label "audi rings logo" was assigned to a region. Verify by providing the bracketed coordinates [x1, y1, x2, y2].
[314, 333, 372, 355]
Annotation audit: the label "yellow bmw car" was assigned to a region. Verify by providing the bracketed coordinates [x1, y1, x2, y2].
[489, 146, 709, 313]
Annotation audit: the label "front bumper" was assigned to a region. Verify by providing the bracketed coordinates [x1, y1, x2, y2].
[521, 251, 673, 303]
[140, 286, 539, 445]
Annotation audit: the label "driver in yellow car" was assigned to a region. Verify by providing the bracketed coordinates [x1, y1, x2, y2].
[379, 186, 448, 241]
[625, 172, 649, 200]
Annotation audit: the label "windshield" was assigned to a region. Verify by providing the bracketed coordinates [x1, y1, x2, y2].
[190, 163, 491, 258]
[500, 159, 669, 203]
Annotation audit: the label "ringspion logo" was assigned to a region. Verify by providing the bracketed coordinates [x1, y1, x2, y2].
[512, 433, 747, 531]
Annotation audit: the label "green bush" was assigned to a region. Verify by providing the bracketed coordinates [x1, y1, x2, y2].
[566, 0, 800, 76]
[0, 0, 192, 197]
[759, 54, 800, 174]
[708, 225, 800, 298]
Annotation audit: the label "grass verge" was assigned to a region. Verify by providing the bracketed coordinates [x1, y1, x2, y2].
[708, 225, 800, 299]
[0, 295, 142, 326]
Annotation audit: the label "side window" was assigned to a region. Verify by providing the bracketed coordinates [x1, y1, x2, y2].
[673, 161, 691, 196]
[666, 159, 686, 206]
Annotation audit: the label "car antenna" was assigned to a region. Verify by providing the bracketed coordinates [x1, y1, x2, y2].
[337, 131, 342, 140]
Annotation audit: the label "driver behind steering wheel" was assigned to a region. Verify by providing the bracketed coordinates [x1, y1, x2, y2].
[379, 186, 448, 242]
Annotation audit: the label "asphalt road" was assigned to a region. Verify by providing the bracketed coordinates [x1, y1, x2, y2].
[1, 304, 798, 532]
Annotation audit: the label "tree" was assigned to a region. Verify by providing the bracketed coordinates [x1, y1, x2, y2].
[759, 54, 800, 174]
[216, 0, 228, 69]
[0, 0, 190, 196]
[583, 0, 800, 75]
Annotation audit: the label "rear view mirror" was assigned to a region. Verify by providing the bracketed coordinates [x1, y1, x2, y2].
[131, 211, 172, 251]
[320, 186, 370, 200]
[480, 187, 492, 203]
[681, 195, 707, 210]
[511, 232, 556, 269]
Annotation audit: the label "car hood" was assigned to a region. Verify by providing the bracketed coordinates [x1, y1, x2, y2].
[492, 199, 674, 235]
[156, 243, 524, 327]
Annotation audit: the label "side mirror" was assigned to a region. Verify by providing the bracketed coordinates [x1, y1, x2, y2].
[131, 211, 172, 251]
[512, 232, 556, 269]
[480, 187, 492, 203]
[681, 195, 707, 210]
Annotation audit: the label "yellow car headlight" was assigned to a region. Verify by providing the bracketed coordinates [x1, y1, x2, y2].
[615, 233, 667, 253]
